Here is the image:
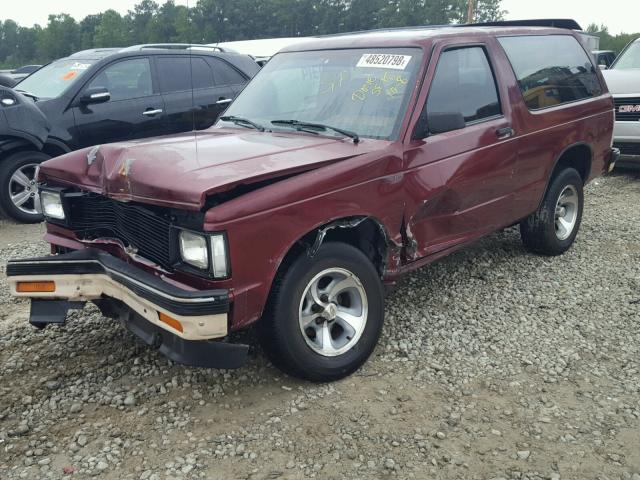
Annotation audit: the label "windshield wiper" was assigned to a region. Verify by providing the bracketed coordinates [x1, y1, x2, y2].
[220, 115, 265, 132]
[271, 119, 359, 144]
[15, 89, 39, 101]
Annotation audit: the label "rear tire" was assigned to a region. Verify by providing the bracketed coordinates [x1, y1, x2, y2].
[259, 242, 384, 382]
[520, 167, 583, 256]
[0, 150, 49, 223]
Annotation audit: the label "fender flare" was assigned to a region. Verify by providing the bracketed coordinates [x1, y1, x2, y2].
[0, 136, 72, 158]
[537, 141, 593, 210]
[0, 136, 39, 155]
[43, 137, 72, 155]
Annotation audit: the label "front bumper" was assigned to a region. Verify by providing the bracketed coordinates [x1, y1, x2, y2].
[613, 120, 640, 167]
[613, 141, 640, 168]
[6, 249, 249, 368]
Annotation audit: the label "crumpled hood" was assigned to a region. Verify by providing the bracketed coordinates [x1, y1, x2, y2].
[40, 128, 387, 210]
[601, 69, 640, 95]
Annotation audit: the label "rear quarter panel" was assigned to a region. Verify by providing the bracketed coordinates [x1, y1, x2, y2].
[501, 32, 614, 216]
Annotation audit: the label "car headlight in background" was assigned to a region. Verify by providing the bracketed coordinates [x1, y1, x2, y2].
[178, 231, 229, 278]
[210, 234, 229, 278]
[179, 231, 209, 270]
[40, 190, 65, 220]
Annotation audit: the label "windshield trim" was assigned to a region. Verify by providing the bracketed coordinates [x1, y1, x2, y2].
[218, 46, 425, 142]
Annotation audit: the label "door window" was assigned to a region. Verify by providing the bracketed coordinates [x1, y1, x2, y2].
[157, 57, 215, 92]
[426, 46, 501, 127]
[86, 58, 153, 101]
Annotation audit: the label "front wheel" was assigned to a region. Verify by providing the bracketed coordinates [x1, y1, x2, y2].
[0, 150, 50, 223]
[520, 167, 584, 256]
[259, 242, 384, 382]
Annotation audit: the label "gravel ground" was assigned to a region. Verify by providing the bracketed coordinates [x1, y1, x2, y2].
[1, 172, 639, 480]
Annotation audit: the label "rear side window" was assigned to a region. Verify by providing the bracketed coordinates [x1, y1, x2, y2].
[426, 46, 501, 125]
[209, 58, 246, 85]
[498, 35, 602, 110]
[157, 57, 215, 93]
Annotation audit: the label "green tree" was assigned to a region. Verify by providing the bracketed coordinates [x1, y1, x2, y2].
[38, 14, 80, 60]
[128, 0, 159, 44]
[94, 10, 131, 47]
[79, 14, 104, 50]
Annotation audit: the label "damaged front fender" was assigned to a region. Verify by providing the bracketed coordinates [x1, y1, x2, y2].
[306, 216, 403, 278]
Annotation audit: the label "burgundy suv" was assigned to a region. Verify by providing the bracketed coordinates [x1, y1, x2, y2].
[7, 21, 617, 382]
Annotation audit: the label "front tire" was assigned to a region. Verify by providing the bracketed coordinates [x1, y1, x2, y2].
[520, 167, 584, 256]
[259, 242, 384, 382]
[0, 150, 50, 223]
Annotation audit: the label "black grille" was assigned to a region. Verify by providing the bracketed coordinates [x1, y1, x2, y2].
[614, 97, 640, 122]
[66, 194, 176, 270]
[615, 142, 640, 157]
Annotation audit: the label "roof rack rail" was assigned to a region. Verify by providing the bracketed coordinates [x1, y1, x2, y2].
[318, 25, 451, 38]
[120, 43, 226, 52]
[463, 19, 582, 30]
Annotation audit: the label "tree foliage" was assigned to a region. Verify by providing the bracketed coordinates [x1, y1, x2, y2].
[0, 0, 511, 67]
[586, 23, 639, 54]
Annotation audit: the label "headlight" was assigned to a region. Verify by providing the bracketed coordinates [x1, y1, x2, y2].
[40, 191, 65, 220]
[210, 234, 229, 278]
[179, 231, 209, 270]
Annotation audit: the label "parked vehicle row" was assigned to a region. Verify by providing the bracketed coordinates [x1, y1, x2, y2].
[0, 45, 260, 222]
[7, 20, 618, 381]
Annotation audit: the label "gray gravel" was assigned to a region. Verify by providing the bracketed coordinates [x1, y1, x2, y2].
[0, 172, 639, 480]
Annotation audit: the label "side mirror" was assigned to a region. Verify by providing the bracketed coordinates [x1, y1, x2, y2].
[598, 64, 608, 70]
[80, 87, 110, 104]
[426, 112, 466, 135]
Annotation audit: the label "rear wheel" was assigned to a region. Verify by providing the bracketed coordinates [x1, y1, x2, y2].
[259, 242, 384, 382]
[520, 167, 583, 256]
[0, 150, 50, 223]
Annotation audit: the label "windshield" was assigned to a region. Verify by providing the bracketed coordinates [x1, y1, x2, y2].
[220, 48, 423, 140]
[16, 59, 96, 99]
[612, 41, 640, 69]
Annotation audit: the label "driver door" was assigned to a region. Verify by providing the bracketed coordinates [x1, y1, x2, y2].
[403, 41, 519, 258]
[73, 57, 167, 148]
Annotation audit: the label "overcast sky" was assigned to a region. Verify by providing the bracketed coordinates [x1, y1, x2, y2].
[1, 0, 638, 35]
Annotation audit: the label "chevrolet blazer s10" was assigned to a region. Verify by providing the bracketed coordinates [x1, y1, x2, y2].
[7, 21, 617, 382]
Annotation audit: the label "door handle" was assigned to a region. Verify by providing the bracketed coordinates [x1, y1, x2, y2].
[496, 127, 514, 139]
[143, 108, 163, 116]
[215, 98, 233, 105]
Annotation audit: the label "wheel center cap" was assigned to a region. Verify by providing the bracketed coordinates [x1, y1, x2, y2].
[557, 206, 566, 218]
[321, 303, 338, 321]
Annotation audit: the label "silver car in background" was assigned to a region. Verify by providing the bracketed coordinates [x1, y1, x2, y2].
[602, 38, 640, 168]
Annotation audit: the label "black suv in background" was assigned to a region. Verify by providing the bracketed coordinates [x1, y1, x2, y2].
[0, 44, 260, 222]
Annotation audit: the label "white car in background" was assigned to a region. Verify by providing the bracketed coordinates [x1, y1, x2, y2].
[602, 37, 640, 168]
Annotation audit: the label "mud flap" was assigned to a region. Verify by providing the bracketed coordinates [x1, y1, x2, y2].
[29, 300, 86, 329]
[124, 311, 249, 369]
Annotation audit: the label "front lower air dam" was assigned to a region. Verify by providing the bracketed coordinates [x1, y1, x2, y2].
[6, 249, 250, 369]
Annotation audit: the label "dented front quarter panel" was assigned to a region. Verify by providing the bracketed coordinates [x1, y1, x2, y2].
[38, 129, 383, 210]
[202, 141, 406, 329]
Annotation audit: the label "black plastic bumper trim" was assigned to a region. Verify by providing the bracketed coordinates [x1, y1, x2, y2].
[125, 310, 248, 369]
[26, 300, 248, 369]
[7, 249, 229, 317]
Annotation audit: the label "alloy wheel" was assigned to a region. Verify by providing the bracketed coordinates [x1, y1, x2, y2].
[8, 163, 40, 215]
[554, 184, 579, 241]
[298, 267, 368, 357]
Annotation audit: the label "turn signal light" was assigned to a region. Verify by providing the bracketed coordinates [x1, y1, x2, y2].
[158, 312, 184, 333]
[16, 281, 56, 293]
